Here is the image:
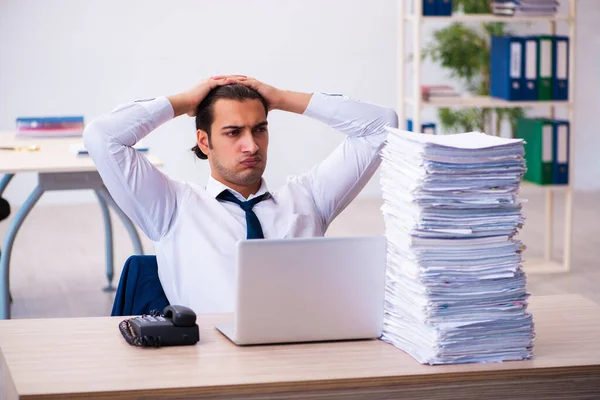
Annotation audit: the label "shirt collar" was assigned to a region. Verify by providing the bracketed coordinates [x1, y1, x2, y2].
[206, 175, 274, 203]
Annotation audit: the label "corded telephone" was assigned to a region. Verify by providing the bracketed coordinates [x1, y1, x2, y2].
[118, 305, 200, 347]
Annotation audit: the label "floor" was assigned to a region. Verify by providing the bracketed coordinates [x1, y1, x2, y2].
[1, 187, 599, 319]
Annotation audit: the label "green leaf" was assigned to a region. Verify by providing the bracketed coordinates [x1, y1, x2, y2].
[453, 0, 491, 14]
[438, 108, 487, 133]
[493, 107, 526, 136]
[424, 23, 488, 82]
[483, 22, 508, 36]
[507, 107, 526, 137]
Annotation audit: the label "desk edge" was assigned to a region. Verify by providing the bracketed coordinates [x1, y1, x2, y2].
[17, 364, 600, 400]
[0, 349, 18, 400]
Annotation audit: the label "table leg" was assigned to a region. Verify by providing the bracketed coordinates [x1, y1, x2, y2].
[95, 191, 115, 292]
[0, 185, 44, 319]
[96, 187, 144, 256]
[0, 174, 15, 196]
[0, 174, 15, 303]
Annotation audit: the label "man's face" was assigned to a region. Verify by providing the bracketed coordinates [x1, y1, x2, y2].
[197, 99, 269, 191]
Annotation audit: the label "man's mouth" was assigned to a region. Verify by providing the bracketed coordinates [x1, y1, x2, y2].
[240, 157, 261, 167]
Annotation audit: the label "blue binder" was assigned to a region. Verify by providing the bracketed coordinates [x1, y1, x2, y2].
[422, 123, 436, 135]
[407, 119, 436, 134]
[423, 0, 436, 15]
[522, 36, 538, 101]
[436, 0, 452, 15]
[436, 0, 453, 15]
[552, 120, 569, 184]
[552, 36, 569, 100]
[490, 35, 524, 101]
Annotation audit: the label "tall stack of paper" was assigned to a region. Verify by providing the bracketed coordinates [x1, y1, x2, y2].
[380, 128, 534, 365]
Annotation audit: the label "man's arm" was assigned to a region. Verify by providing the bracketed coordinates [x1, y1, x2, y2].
[233, 78, 397, 229]
[228, 76, 312, 114]
[273, 91, 312, 114]
[83, 97, 179, 242]
[293, 93, 398, 228]
[84, 77, 242, 241]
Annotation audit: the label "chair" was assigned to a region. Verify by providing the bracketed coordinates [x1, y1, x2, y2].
[0, 197, 9, 222]
[111, 255, 170, 316]
[0, 197, 10, 302]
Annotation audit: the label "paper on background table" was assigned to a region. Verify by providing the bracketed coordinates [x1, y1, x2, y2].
[69, 142, 149, 155]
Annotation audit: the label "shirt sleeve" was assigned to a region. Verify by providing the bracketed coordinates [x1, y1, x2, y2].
[83, 97, 182, 241]
[294, 93, 398, 228]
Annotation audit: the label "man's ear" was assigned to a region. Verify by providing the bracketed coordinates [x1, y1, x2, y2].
[196, 129, 210, 157]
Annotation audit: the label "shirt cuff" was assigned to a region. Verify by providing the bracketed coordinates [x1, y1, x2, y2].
[302, 92, 346, 125]
[136, 96, 175, 129]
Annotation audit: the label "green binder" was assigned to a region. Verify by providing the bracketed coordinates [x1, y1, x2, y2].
[516, 118, 554, 185]
[537, 35, 553, 100]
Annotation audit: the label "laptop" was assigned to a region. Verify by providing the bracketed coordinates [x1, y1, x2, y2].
[215, 235, 387, 345]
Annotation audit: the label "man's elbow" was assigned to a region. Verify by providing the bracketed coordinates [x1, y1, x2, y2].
[360, 107, 398, 138]
[383, 108, 399, 129]
[83, 116, 112, 156]
[83, 119, 99, 156]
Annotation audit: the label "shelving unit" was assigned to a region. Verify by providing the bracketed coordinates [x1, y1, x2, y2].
[406, 96, 571, 108]
[397, 1, 577, 273]
[404, 14, 572, 22]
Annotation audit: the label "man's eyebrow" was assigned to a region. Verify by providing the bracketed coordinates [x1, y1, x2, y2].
[221, 121, 268, 131]
[221, 125, 243, 131]
[253, 121, 268, 128]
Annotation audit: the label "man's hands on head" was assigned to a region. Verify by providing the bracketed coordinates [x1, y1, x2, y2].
[168, 75, 246, 117]
[232, 77, 311, 114]
[220, 76, 283, 111]
[168, 76, 312, 117]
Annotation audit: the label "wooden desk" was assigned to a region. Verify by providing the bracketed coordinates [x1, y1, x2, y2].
[0, 132, 163, 319]
[1, 295, 599, 399]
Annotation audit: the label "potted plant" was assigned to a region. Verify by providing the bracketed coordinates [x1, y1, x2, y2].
[422, 0, 525, 136]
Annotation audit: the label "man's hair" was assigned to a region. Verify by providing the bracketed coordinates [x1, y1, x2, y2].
[192, 84, 269, 160]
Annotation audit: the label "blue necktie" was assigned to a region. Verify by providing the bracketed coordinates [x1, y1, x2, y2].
[217, 190, 269, 239]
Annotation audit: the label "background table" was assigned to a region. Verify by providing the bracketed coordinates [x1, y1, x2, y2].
[0, 132, 163, 319]
[1, 294, 599, 399]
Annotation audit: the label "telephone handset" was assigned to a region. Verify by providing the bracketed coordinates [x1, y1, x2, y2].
[163, 305, 197, 327]
[119, 305, 200, 347]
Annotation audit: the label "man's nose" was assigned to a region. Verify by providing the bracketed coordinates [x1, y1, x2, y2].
[240, 132, 259, 153]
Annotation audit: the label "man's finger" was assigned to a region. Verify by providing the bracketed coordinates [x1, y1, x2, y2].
[210, 74, 247, 80]
[215, 77, 240, 84]
[234, 77, 256, 85]
[212, 78, 245, 89]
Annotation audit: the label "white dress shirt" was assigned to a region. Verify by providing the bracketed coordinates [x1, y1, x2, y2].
[83, 93, 398, 313]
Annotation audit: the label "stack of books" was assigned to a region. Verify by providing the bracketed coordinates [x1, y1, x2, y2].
[421, 85, 461, 102]
[491, 0, 559, 17]
[379, 128, 534, 365]
[16, 116, 84, 138]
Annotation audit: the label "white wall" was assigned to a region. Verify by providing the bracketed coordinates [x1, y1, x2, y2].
[0, 0, 397, 205]
[0, 0, 598, 206]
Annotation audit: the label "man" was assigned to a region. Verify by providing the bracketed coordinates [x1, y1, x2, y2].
[84, 76, 398, 313]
